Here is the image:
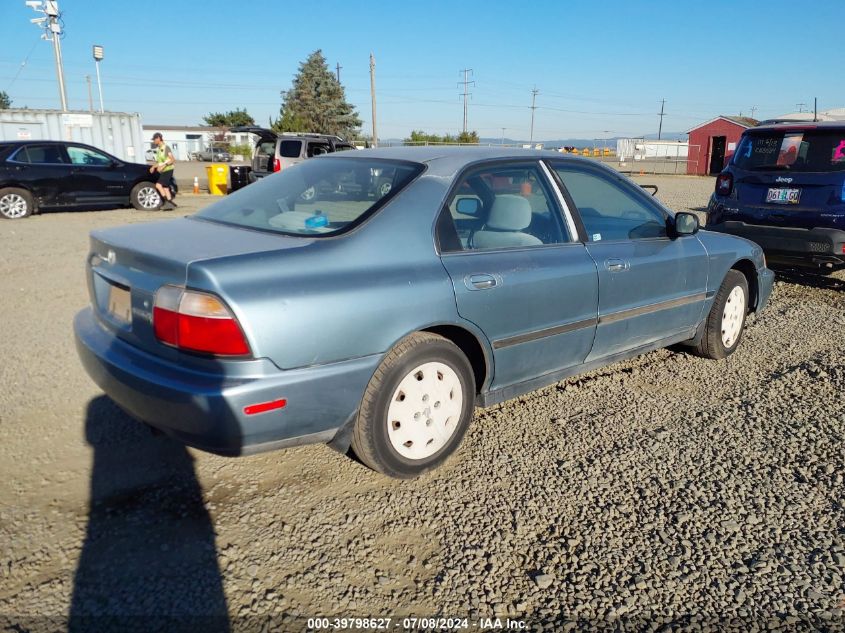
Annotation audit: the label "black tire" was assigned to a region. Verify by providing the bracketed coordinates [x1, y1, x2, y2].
[693, 269, 749, 359]
[0, 187, 35, 219]
[130, 182, 162, 211]
[351, 332, 475, 478]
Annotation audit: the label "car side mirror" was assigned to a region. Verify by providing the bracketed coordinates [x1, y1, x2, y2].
[455, 197, 481, 216]
[674, 212, 699, 236]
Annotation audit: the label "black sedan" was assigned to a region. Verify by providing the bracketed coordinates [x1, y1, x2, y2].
[0, 140, 166, 219]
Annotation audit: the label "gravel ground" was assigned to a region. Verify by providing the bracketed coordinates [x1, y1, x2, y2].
[1, 178, 844, 632]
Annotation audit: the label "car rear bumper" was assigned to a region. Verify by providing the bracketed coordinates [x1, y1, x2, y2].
[709, 220, 845, 269]
[74, 307, 381, 456]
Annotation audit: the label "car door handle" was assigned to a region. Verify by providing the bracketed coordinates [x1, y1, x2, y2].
[465, 273, 498, 290]
[604, 258, 629, 272]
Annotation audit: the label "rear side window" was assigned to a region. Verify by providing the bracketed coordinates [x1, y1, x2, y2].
[733, 130, 845, 172]
[278, 140, 302, 158]
[11, 145, 66, 164]
[197, 157, 423, 237]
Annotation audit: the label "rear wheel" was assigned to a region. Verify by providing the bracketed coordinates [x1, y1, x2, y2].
[130, 182, 161, 210]
[694, 269, 749, 359]
[0, 187, 35, 219]
[351, 332, 475, 478]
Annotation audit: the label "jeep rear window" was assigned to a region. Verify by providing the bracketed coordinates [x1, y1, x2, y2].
[196, 157, 424, 237]
[733, 130, 845, 172]
[278, 140, 302, 158]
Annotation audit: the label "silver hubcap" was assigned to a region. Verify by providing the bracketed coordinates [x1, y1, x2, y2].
[137, 186, 161, 209]
[0, 193, 28, 218]
[387, 361, 463, 461]
[721, 286, 746, 348]
[300, 186, 316, 201]
[378, 182, 391, 196]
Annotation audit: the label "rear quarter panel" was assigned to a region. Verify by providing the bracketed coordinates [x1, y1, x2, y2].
[188, 176, 482, 370]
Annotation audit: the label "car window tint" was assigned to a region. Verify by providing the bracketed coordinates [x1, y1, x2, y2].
[67, 146, 111, 166]
[553, 167, 666, 241]
[734, 130, 845, 172]
[441, 163, 567, 252]
[197, 157, 423, 237]
[307, 142, 331, 157]
[13, 145, 65, 164]
[278, 140, 302, 158]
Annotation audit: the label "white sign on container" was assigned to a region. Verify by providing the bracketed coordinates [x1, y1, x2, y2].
[61, 113, 94, 127]
[17, 130, 31, 139]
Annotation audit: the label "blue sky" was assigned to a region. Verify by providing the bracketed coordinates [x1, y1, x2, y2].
[0, 0, 841, 141]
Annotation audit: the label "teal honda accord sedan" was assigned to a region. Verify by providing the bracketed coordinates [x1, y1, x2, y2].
[74, 147, 774, 478]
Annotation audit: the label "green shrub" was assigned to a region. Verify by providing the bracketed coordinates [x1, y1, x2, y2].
[228, 143, 253, 159]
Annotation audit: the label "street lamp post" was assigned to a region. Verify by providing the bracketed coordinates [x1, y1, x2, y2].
[92, 45, 104, 113]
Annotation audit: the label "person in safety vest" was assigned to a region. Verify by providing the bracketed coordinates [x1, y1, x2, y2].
[149, 132, 177, 210]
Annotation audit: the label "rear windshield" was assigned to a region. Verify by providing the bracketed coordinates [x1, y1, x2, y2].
[278, 140, 302, 158]
[196, 157, 424, 237]
[733, 130, 845, 172]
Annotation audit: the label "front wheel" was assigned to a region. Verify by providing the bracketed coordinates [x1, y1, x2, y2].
[130, 182, 161, 210]
[351, 332, 475, 478]
[693, 269, 749, 359]
[0, 187, 35, 219]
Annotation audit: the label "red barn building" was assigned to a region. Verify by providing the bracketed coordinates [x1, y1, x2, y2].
[686, 116, 758, 176]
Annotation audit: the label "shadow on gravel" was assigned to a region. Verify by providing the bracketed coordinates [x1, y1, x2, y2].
[773, 267, 845, 291]
[68, 396, 229, 633]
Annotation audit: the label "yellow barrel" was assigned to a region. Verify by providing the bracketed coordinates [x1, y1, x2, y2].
[206, 164, 228, 196]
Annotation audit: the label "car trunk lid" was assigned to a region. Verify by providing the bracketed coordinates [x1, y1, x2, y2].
[732, 169, 845, 229]
[86, 217, 308, 360]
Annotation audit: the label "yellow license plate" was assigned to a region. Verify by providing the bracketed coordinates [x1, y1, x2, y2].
[107, 284, 131, 324]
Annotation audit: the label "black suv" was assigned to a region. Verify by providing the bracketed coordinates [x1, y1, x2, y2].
[708, 121, 845, 272]
[230, 127, 356, 180]
[0, 140, 167, 219]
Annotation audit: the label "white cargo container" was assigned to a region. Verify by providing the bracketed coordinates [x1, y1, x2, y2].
[0, 109, 145, 163]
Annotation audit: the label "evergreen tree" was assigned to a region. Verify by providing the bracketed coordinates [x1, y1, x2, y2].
[272, 50, 361, 138]
[0, 91, 11, 109]
[202, 108, 254, 127]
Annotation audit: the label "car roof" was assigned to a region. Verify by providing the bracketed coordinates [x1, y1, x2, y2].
[324, 146, 599, 178]
[750, 120, 845, 133]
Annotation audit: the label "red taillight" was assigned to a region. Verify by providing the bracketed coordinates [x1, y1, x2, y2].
[153, 286, 250, 356]
[273, 157, 281, 172]
[716, 173, 733, 197]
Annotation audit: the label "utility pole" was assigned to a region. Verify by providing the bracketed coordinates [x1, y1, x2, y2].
[813, 97, 818, 122]
[369, 53, 378, 147]
[749, 105, 758, 119]
[501, 127, 506, 145]
[85, 75, 93, 112]
[529, 86, 539, 143]
[458, 69, 474, 135]
[796, 103, 807, 113]
[657, 98, 666, 140]
[27, 0, 68, 111]
[336, 62, 342, 83]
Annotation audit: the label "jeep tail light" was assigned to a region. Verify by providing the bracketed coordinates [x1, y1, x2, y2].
[273, 157, 281, 172]
[153, 285, 250, 356]
[716, 173, 733, 197]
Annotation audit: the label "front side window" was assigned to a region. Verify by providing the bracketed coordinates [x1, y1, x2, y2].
[11, 144, 66, 164]
[553, 166, 667, 241]
[307, 142, 331, 157]
[197, 157, 423, 236]
[440, 163, 568, 252]
[733, 130, 845, 172]
[67, 146, 111, 166]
